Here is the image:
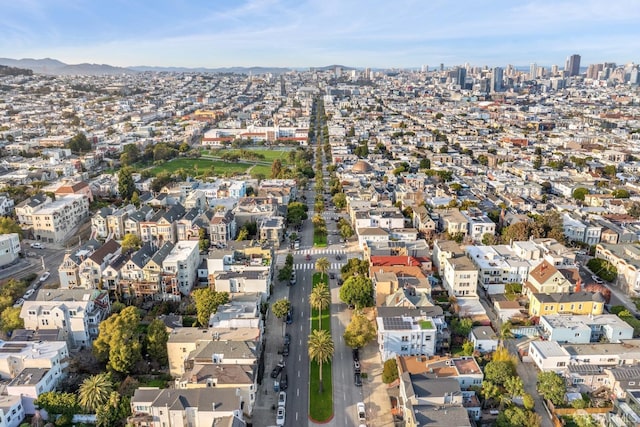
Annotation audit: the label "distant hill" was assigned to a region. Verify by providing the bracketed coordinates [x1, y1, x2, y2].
[128, 65, 294, 75]
[0, 57, 357, 76]
[0, 65, 33, 76]
[0, 58, 134, 76]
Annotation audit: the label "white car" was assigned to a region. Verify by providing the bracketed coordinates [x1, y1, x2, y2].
[39, 271, 50, 282]
[13, 298, 24, 308]
[277, 391, 286, 408]
[357, 402, 366, 421]
[276, 406, 286, 426]
[23, 289, 35, 299]
[30, 242, 43, 249]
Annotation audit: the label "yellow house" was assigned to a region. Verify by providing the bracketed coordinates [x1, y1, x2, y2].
[529, 291, 606, 317]
[524, 260, 571, 295]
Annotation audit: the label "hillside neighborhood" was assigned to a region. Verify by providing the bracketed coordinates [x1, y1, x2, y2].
[0, 62, 639, 427]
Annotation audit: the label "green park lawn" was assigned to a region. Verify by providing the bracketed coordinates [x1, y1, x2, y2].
[202, 148, 291, 164]
[147, 158, 253, 176]
[309, 273, 333, 422]
[313, 233, 327, 247]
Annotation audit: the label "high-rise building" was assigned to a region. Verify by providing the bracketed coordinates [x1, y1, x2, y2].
[566, 54, 581, 76]
[530, 63, 538, 79]
[456, 67, 467, 87]
[491, 67, 503, 92]
[586, 64, 603, 80]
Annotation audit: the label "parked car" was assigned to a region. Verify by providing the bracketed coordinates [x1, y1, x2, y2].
[354, 372, 362, 387]
[276, 406, 286, 426]
[357, 402, 366, 421]
[23, 289, 35, 299]
[329, 272, 335, 280]
[282, 343, 289, 357]
[279, 372, 288, 391]
[271, 362, 284, 379]
[286, 308, 293, 324]
[352, 348, 360, 362]
[354, 360, 361, 373]
[278, 391, 286, 408]
[30, 243, 43, 249]
[39, 271, 50, 282]
[284, 333, 291, 345]
[13, 298, 24, 308]
[592, 275, 604, 284]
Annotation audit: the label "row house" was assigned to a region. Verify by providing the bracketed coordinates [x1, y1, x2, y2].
[15, 194, 50, 228]
[466, 244, 537, 295]
[77, 239, 121, 289]
[0, 194, 15, 216]
[461, 208, 496, 243]
[91, 205, 136, 239]
[212, 270, 271, 300]
[135, 242, 175, 299]
[595, 243, 640, 294]
[258, 179, 297, 205]
[58, 239, 102, 289]
[433, 240, 478, 299]
[20, 289, 111, 348]
[258, 216, 284, 248]
[432, 208, 469, 237]
[175, 207, 207, 241]
[563, 212, 602, 245]
[119, 243, 155, 298]
[123, 206, 155, 238]
[205, 209, 237, 245]
[162, 240, 200, 298]
[0, 234, 21, 269]
[140, 204, 186, 247]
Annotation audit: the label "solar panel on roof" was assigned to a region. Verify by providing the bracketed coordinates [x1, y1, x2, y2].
[382, 317, 412, 330]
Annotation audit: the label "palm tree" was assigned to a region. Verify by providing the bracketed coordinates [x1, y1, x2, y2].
[78, 373, 113, 413]
[308, 329, 334, 393]
[310, 283, 330, 330]
[315, 257, 330, 281]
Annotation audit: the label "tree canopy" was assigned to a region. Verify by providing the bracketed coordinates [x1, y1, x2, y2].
[93, 306, 142, 374]
[192, 288, 230, 326]
[343, 312, 377, 348]
[340, 258, 369, 280]
[339, 275, 374, 309]
[537, 371, 566, 406]
[121, 233, 142, 252]
[145, 319, 169, 366]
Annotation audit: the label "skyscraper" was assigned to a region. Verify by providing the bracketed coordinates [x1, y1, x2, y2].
[566, 54, 581, 76]
[491, 67, 503, 92]
[530, 63, 538, 79]
[456, 67, 467, 87]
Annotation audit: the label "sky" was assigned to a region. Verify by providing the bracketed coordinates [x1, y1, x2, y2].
[0, 0, 639, 69]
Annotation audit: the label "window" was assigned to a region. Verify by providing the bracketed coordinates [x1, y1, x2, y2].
[400, 345, 408, 351]
[557, 362, 566, 367]
[425, 336, 431, 341]
[401, 336, 409, 342]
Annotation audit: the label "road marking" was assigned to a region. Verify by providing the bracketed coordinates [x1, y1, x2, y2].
[299, 354, 301, 362]
[342, 371, 345, 380]
[296, 412, 299, 421]
[298, 370, 300, 378]
[297, 388, 300, 397]
[300, 311, 303, 318]
[300, 325, 303, 332]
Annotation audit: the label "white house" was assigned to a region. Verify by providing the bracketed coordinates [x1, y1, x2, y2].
[0, 395, 25, 427]
[469, 326, 499, 353]
[0, 340, 69, 387]
[0, 234, 21, 269]
[529, 340, 571, 373]
[376, 307, 437, 361]
[6, 367, 60, 415]
[539, 314, 634, 344]
[162, 240, 200, 296]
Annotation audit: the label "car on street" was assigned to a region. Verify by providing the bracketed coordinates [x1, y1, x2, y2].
[354, 360, 361, 373]
[592, 275, 604, 284]
[271, 362, 284, 378]
[284, 333, 291, 346]
[286, 308, 293, 324]
[357, 402, 366, 421]
[39, 271, 50, 282]
[276, 406, 286, 426]
[335, 254, 342, 260]
[30, 242, 44, 249]
[282, 343, 289, 357]
[27, 252, 37, 257]
[354, 372, 362, 387]
[279, 372, 288, 391]
[329, 272, 335, 280]
[338, 278, 344, 286]
[306, 254, 311, 261]
[352, 348, 360, 361]
[23, 289, 35, 299]
[278, 391, 286, 408]
[13, 298, 24, 308]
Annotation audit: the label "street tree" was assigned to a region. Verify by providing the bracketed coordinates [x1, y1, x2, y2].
[277, 265, 293, 282]
[343, 313, 376, 348]
[308, 329, 334, 393]
[271, 159, 283, 179]
[572, 187, 589, 201]
[340, 258, 369, 280]
[315, 257, 330, 280]
[145, 319, 169, 366]
[339, 275, 374, 309]
[79, 373, 113, 413]
[332, 193, 346, 209]
[192, 288, 230, 326]
[484, 360, 516, 386]
[0, 217, 22, 238]
[310, 282, 330, 323]
[382, 358, 399, 384]
[271, 298, 291, 321]
[0, 307, 23, 332]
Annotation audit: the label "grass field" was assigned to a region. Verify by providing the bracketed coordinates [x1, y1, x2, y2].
[202, 148, 291, 164]
[309, 273, 333, 422]
[313, 233, 327, 247]
[250, 164, 272, 177]
[147, 158, 253, 176]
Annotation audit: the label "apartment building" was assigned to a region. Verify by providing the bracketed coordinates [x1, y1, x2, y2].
[205, 209, 237, 245]
[595, 243, 640, 294]
[466, 244, 536, 295]
[0, 194, 15, 216]
[162, 240, 200, 297]
[539, 314, 633, 344]
[232, 197, 279, 227]
[442, 254, 479, 299]
[257, 216, 284, 248]
[212, 270, 271, 300]
[528, 291, 606, 317]
[432, 208, 469, 237]
[58, 239, 102, 289]
[0, 395, 25, 427]
[563, 212, 602, 245]
[376, 307, 438, 361]
[20, 289, 110, 348]
[0, 234, 21, 269]
[15, 194, 50, 228]
[461, 208, 496, 243]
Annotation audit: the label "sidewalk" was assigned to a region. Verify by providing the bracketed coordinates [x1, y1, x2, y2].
[360, 343, 395, 427]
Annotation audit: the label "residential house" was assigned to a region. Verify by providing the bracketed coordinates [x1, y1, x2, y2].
[412, 205, 436, 236]
[15, 194, 50, 228]
[119, 243, 155, 298]
[609, 389, 640, 427]
[469, 326, 499, 353]
[107, 205, 136, 239]
[212, 270, 271, 300]
[20, 289, 111, 348]
[30, 195, 90, 243]
[6, 367, 60, 415]
[257, 216, 284, 248]
[162, 240, 200, 298]
[461, 208, 496, 243]
[376, 307, 438, 361]
[77, 239, 121, 289]
[232, 197, 279, 228]
[466, 244, 537, 295]
[140, 204, 186, 247]
[432, 208, 469, 237]
[528, 291, 606, 317]
[54, 180, 93, 202]
[523, 260, 572, 295]
[0, 395, 25, 427]
[595, 243, 640, 294]
[563, 212, 602, 245]
[91, 207, 112, 239]
[176, 208, 207, 241]
[58, 239, 102, 289]
[358, 227, 389, 249]
[128, 388, 246, 427]
[0, 234, 21, 269]
[134, 242, 174, 299]
[539, 314, 634, 344]
[206, 209, 237, 246]
[0, 194, 15, 216]
[123, 206, 154, 238]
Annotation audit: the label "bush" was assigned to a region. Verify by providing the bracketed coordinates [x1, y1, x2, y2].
[587, 258, 617, 282]
[382, 359, 399, 384]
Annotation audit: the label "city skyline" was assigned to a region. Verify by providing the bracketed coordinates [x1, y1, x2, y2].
[0, 0, 639, 69]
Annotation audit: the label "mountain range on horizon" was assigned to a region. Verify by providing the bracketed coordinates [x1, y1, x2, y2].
[0, 57, 357, 76]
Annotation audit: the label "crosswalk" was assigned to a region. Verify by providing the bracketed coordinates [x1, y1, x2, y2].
[296, 249, 346, 255]
[294, 263, 344, 271]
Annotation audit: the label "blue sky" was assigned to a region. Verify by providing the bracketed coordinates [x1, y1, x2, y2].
[0, 0, 638, 68]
